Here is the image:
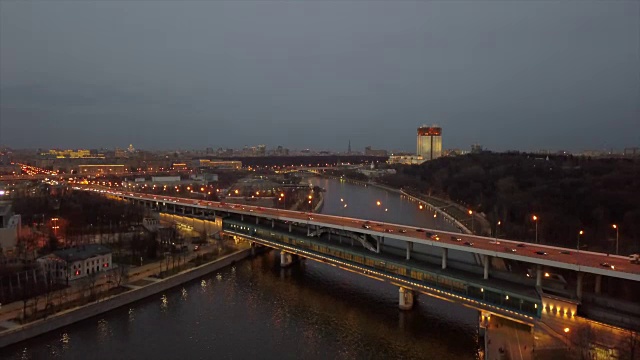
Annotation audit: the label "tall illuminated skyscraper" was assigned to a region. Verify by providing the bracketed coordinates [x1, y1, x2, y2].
[416, 125, 442, 160]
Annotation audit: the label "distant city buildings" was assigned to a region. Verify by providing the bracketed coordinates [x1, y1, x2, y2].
[471, 144, 483, 154]
[416, 125, 442, 161]
[364, 146, 388, 157]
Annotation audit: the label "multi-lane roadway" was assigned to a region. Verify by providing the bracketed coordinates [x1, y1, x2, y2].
[90, 188, 640, 281]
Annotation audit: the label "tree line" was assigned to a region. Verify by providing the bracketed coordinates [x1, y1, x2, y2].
[378, 153, 640, 254]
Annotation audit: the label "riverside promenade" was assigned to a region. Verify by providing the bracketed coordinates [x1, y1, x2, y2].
[0, 246, 251, 348]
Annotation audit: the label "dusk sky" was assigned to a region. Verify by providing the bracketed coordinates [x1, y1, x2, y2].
[1, 1, 638, 152]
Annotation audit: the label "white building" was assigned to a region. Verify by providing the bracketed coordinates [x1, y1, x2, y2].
[37, 244, 112, 283]
[388, 155, 426, 165]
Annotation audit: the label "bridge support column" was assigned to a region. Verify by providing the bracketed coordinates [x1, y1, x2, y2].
[483, 255, 490, 280]
[398, 287, 414, 310]
[406, 242, 412, 260]
[256, 217, 259, 225]
[536, 265, 542, 288]
[442, 248, 448, 269]
[288, 223, 292, 232]
[271, 219, 274, 228]
[241, 215, 244, 221]
[250, 242, 256, 256]
[576, 272, 584, 300]
[595, 274, 602, 294]
[376, 238, 380, 253]
[280, 251, 293, 267]
[182, 206, 185, 214]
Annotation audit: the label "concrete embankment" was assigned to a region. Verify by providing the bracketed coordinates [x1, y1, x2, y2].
[0, 249, 251, 349]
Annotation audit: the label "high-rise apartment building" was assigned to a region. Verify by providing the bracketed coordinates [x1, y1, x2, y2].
[416, 125, 442, 160]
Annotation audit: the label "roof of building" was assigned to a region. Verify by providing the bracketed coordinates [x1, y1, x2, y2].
[51, 244, 111, 262]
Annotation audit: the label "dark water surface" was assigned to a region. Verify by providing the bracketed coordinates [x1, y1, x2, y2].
[2, 178, 480, 360]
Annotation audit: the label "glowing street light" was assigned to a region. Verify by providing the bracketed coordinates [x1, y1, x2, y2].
[577, 230, 584, 253]
[376, 201, 381, 206]
[419, 204, 424, 210]
[532, 215, 539, 244]
[612, 224, 619, 255]
[468, 210, 474, 233]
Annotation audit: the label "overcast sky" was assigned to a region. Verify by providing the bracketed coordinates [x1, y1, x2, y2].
[1, 1, 638, 152]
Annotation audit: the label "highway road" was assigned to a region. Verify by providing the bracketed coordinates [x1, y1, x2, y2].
[89, 188, 640, 281]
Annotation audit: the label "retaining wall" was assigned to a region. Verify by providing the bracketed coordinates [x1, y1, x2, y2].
[0, 249, 251, 348]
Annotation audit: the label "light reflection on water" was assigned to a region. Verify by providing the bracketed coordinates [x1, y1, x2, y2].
[2, 177, 481, 360]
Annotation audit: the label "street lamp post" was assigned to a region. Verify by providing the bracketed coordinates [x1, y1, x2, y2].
[577, 230, 584, 253]
[613, 224, 619, 255]
[468, 210, 474, 234]
[532, 215, 538, 244]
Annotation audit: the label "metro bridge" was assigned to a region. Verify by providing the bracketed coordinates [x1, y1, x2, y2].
[87, 187, 640, 334]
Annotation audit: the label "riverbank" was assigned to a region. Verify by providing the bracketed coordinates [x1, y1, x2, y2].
[313, 173, 472, 234]
[0, 248, 251, 348]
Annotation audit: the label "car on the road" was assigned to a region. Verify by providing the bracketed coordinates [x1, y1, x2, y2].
[385, 229, 394, 233]
[430, 234, 440, 241]
[464, 241, 474, 246]
[505, 247, 516, 252]
[535, 251, 548, 255]
[194, 245, 200, 251]
[249, 209, 254, 212]
[517, 243, 527, 248]
[451, 236, 462, 242]
[362, 224, 371, 229]
[600, 262, 615, 269]
[399, 229, 407, 233]
[308, 216, 314, 220]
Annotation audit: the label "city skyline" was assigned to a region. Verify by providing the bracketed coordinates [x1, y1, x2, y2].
[1, 1, 639, 152]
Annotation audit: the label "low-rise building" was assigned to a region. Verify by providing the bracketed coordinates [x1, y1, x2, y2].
[387, 155, 425, 165]
[37, 244, 112, 283]
[78, 164, 126, 174]
[195, 159, 242, 170]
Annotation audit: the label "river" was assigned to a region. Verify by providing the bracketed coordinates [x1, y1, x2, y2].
[1, 177, 481, 360]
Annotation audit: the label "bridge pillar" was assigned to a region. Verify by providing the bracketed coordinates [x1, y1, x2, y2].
[182, 206, 185, 214]
[280, 251, 293, 267]
[406, 241, 412, 260]
[241, 214, 244, 221]
[256, 217, 259, 225]
[536, 265, 542, 287]
[576, 272, 584, 300]
[442, 248, 448, 269]
[288, 223, 292, 232]
[250, 242, 256, 256]
[376, 238, 381, 253]
[398, 287, 414, 310]
[595, 274, 602, 294]
[483, 255, 490, 280]
[271, 219, 274, 228]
